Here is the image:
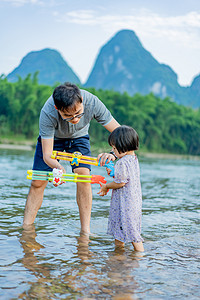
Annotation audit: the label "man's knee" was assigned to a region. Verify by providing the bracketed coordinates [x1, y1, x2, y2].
[73, 167, 90, 175]
[74, 168, 92, 190]
[30, 180, 47, 190]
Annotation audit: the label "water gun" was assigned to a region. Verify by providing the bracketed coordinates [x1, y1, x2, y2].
[51, 151, 115, 177]
[27, 169, 107, 186]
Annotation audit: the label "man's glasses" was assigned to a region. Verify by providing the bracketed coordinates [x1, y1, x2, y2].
[62, 112, 84, 121]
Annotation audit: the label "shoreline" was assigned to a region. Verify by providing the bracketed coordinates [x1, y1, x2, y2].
[0, 143, 34, 151]
[138, 152, 200, 161]
[0, 143, 199, 160]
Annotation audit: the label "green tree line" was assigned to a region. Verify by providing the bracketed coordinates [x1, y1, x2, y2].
[0, 74, 200, 155]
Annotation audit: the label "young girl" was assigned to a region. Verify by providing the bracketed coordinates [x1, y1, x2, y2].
[98, 125, 144, 252]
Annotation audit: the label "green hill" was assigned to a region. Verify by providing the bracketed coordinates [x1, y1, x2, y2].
[85, 30, 199, 108]
[7, 48, 81, 86]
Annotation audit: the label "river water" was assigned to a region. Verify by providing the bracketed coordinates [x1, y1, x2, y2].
[0, 149, 199, 299]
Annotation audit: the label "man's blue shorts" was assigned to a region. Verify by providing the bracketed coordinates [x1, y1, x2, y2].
[32, 135, 91, 172]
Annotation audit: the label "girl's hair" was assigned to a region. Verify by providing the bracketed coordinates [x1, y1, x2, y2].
[53, 82, 82, 111]
[108, 125, 139, 153]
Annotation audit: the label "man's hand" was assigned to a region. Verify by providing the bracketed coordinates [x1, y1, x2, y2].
[58, 164, 66, 173]
[97, 153, 115, 166]
[52, 167, 67, 187]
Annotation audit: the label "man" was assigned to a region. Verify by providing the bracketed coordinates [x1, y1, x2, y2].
[24, 82, 120, 234]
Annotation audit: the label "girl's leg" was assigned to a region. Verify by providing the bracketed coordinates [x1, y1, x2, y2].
[115, 239, 125, 248]
[132, 241, 144, 252]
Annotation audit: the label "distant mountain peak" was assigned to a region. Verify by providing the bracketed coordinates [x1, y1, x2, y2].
[85, 29, 162, 93]
[7, 48, 81, 86]
[85, 29, 199, 107]
[5, 30, 200, 108]
[111, 29, 143, 45]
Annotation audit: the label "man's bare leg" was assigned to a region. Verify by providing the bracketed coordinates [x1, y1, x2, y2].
[23, 180, 47, 225]
[75, 167, 92, 234]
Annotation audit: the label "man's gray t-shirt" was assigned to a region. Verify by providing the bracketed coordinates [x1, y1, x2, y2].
[39, 89, 113, 139]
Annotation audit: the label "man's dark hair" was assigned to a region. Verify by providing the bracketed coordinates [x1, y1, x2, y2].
[53, 82, 82, 111]
[108, 125, 139, 153]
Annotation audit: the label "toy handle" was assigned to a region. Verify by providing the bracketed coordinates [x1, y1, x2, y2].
[98, 158, 115, 177]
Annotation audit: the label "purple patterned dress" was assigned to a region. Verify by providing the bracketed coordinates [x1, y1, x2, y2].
[107, 154, 143, 243]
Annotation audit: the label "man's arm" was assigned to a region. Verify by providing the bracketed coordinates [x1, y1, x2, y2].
[41, 138, 66, 172]
[98, 118, 120, 166]
[103, 118, 120, 132]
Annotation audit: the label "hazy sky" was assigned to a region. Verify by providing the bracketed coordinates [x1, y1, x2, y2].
[1, 0, 200, 86]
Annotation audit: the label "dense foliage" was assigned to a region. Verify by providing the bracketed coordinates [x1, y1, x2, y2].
[0, 73, 53, 139]
[0, 74, 200, 155]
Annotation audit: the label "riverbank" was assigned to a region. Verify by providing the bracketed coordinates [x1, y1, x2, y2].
[0, 142, 199, 160]
[0, 139, 35, 151]
[0, 143, 34, 151]
[138, 152, 200, 161]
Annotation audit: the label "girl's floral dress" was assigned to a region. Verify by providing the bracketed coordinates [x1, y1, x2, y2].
[107, 154, 143, 243]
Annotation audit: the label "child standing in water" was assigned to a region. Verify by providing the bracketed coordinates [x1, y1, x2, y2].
[98, 125, 144, 252]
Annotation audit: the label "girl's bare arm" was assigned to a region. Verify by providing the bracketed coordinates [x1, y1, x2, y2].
[106, 181, 125, 190]
[98, 181, 125, 196]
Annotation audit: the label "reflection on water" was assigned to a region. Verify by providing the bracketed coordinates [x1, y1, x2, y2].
[0, 149, 199, 299]
[17, 226, 141, 299]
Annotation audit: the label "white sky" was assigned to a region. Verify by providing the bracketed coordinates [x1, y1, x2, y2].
[0, 0, 200, 86]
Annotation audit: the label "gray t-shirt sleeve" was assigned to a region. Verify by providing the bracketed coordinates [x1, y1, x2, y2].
[39, 110, 56, 139]
[93, 96, 112, 125]
[83, 90, 112, 126]
[39, 96, 58, 139]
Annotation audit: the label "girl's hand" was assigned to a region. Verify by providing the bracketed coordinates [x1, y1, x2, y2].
[97, 182, 109, 196]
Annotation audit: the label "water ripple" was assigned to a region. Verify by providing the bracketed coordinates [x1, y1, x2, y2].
[0, 150, 199, 299]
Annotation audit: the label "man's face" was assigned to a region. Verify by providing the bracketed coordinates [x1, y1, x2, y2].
[57, 102, 84, 124]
